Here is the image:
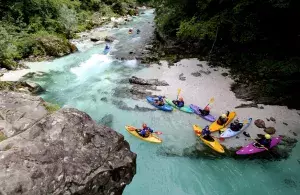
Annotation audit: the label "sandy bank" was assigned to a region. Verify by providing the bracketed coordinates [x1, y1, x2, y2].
[133, 59, 300, 149]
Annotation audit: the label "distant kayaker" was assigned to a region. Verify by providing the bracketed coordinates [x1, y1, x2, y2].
[129, 28, 133, 34]
[199, 106, 210, 116]
[173, 97, 184, 108]
[201, 125, 212, 140]
[217, 112, 229, 125]
[105, 44, 110, 50]
[257, 134, 272, 148]
[155, 96, 165, 106]
[230, 119, 243, 131]
[137, 123, 153, 137]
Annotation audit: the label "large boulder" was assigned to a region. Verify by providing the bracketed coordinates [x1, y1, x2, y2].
[264, 127, 276, 135]
[105, 36, 117, 42]
[0, 81, 44, 95]
[90, 31, 109, 42]
[0, 92, 136, 194]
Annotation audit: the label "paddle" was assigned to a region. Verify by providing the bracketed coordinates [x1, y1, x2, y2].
[204, 97, 215, 108]
[243, 132, 269, 151]
[176, 88, 181, 100]
[195, 129, 224, 141]
[129, 126, 163, 136]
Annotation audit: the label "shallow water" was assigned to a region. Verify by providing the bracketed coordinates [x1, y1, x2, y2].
[25, 10, 300, 195]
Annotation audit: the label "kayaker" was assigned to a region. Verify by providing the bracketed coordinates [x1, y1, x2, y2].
[230, 119, 243, 131]
[257, 134, 272, 148]
[105, 44, 110, 50]
[137, 29, 141, 34]
[217, 113, 228, 125]
[199, 106, 210, 116]
[129, 28, 133, 34]
[201, 125, 212, 140]
[155, 96, 164, 106]
[137, 124, 153, 137]
[172, 97, 184, 108]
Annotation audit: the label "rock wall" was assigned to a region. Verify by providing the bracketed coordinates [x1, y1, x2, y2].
[0, 91, 136, 195]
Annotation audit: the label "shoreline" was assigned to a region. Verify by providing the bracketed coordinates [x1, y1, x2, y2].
[133, 59, 300, 151]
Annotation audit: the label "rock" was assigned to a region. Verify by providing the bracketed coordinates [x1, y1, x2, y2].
[264, 127, 276, 134]
[293, 132, 297, 136]
[145, 45, 153, 50]
[283, 122, 288, 126]
[221, 72, 229, 77]
[129, 76, 169, 86]
[297, 159, 300, 164]
[105, 36, 116, 42]
[99, 114, 113, 127]
[235, 103, 258, 108]
[179, 73, 186, 81]
[90, 31, 108, 42]
[197, 64, 203, 67]
[270, 117, 276, 122]
[0, 92, 136, 194]
[199, 70, 211, 75]
[134, 105, 156, 112]
[191, 71, 202, 77]
[254, 119, 266, 128]
[100, 97, 108, 102]
[24, 81, 45, 94]
[259, 106, 264, 109]
[266, 118, 270, 121]
[214, 69, 218, 71]
[129, 51, 134, 54]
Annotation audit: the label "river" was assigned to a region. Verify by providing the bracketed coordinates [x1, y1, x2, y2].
[20, 9, 300, 195]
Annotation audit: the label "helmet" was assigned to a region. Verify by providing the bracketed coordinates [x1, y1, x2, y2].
[265, 134, 271, 139]
[234, 119, 239, 123]
[204, 106, 210, 111]
[221, 114, 227, 118]
[205, 125, 209, 130]
[179, 97, 183, 101]
[142, 123, 147, 128]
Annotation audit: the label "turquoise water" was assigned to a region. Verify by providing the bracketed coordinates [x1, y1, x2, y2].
[27, 10, 300, 195]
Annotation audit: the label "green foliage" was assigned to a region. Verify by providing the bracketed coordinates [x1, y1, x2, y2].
[0, 132, 7, 143]
[43, 102, 61, 113]
[0, 0, 138, 69]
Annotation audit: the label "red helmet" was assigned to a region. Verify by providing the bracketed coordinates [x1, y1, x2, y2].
[179, 97, 184, 101]
[204, 106, 210, 111]
[142, 123, 147, 128]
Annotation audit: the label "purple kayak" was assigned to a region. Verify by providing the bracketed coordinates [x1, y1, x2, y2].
[236, 137, 282, 155]
[189, 104, 216, 122]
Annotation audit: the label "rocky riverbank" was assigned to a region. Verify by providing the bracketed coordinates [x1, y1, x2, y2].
[129, 59, 300, 159]
[0, 91, 136, 194]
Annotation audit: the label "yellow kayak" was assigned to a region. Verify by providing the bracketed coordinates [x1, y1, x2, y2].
[193, 125, 225, 153]
[209, 111, 236, 132]
[125, 125, 162, 144]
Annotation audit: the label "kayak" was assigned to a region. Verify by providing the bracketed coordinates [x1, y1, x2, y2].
[146, 96, 173, 112]
[193, 124, 225, 153]
[209, 111, 236, 132]
[236, 137, 281, 155]
[220, 118, 252, 138]
[125, 125, 162, 144]
[103, 48, 110, 55]
[165, 98, 193, 113]
[189, 104, 216, 122]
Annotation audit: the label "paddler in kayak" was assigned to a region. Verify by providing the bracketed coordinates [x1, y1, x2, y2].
[256, 134, 272, 148]
[105, 44, 110, 50]
[137, 123, 153, 137]
[201, 125, 212, 140]
[217, 111, 230, 125]
[199, 106, 210, 116]
[172, 97, 184, 108]
[230, 119, 243, 131]
[129, 28, 133, 34]
[154, 96, 165, 106]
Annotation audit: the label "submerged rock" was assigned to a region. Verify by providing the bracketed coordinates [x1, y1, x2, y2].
[235, 103, 258, 109]
[254, 119, 266, 129]
[221, 72, 229, 77]
[270, 117, 276, 122]
[105, 36, 116, 42]
[100, 114, 113, 127]
[179, 73, 186, 81]
[0, 92, 136, 194]
[191, 71, 202, 77]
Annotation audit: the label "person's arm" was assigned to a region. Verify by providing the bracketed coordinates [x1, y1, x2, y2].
[149, 128, 154, 133]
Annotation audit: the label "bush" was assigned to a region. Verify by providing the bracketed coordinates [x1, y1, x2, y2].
[43, 102, 60, 113]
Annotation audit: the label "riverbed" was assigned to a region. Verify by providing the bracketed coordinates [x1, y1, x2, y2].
[2, 9, 300, 195]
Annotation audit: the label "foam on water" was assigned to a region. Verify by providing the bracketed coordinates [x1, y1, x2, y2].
[124, 59, 138, 68]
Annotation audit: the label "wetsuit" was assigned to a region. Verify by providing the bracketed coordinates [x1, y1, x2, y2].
[173, 100, 184, 108]
[138, 127, 153, 137]
[258, 138, 271, 148]
[230, 123, 243, 131]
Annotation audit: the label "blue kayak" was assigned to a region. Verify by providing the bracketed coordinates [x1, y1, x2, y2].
[146, 96, 173, 112]
[103, 47, 110, 55]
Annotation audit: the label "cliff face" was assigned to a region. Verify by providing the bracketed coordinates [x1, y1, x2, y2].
[0, 91, 136, 195]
